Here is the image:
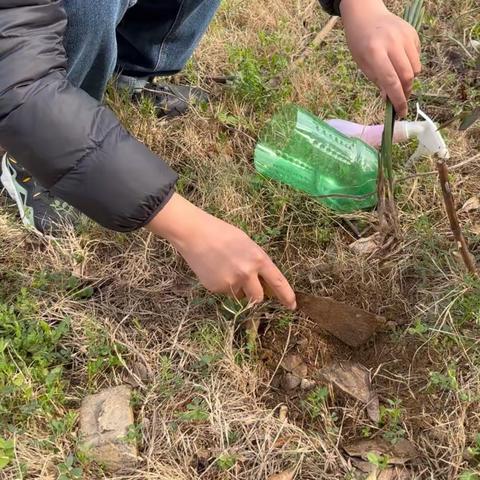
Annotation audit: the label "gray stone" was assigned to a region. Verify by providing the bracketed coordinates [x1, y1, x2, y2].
[282, 373, 302, 391]
[79, 385, 138, 472]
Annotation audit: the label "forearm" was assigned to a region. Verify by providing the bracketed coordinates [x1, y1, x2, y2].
[0, 0, 177, 232]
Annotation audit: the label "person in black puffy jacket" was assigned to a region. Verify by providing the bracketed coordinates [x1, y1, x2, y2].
[0, 0, 420, 309]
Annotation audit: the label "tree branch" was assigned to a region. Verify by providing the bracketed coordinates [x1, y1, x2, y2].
[436, 160, 477, 275]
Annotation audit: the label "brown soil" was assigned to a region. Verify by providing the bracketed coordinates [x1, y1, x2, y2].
[258, 308, 440, 474]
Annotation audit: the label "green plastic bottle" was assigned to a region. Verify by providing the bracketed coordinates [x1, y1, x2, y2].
[254, 105, 379, 213]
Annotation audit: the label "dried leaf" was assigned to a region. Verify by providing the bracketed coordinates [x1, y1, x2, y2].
[461, 196, 480, 212]
[281, 354, 303, 372]
[349, 233, 381, 256]
[351, 458, 375, 473]
[344, 438, 418, 465]
[268, 468, 295, 480]
[279, 405, 288, 422]
[296, 293, 386, 347]
[319, 362, 380, 423]
[273, 436, 291, 448]
[459, 107, 480, 131]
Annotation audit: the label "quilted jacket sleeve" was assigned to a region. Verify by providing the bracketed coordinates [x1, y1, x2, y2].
[319, 0, 342, 16]
[0, 0, 178, 232]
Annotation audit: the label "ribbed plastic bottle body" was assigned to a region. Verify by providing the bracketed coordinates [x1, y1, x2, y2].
[254, 105, 379, 212]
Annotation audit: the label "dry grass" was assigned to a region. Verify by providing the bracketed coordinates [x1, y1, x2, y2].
[1, 0, 479, 479]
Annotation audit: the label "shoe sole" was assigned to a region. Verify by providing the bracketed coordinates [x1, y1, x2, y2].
[1, 153, 39, 232]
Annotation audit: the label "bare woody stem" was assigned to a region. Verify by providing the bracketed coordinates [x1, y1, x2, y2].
[436, 160, 478, 275]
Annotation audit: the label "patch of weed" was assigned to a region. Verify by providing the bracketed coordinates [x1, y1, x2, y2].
[0, 289, 71, 430]
[467, 434, 480, 461]
[217, 453, 237, 471]
[277, 312, 294, 331]
[460, 472, 480, 480]
[49, 411, 78, 439]
[0, 437, 14, 469]
[428, 365, 459, 392]
[379, 399, 406, 444]
[32, 270, 94, 300]
[303, 386, 329, 420]
[453, 277, 480, 326]
[178, 398, 209, 422]
[57, 454, 83, 480]
[367, 452, 389, 471]
[155, 356, 184, 399]
[85, 321, 126, 388]
[228, 33, 291, 111]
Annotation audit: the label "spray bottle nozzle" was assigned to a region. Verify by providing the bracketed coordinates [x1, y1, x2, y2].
[406, 104, 450, 162]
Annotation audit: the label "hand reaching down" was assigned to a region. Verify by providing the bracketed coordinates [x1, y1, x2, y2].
[147, 193, 297, 310]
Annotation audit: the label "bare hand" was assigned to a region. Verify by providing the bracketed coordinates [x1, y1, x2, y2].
[147, 193, 296, 309]
[341, 0, 421, 117]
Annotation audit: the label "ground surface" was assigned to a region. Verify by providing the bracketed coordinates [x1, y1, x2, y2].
[1, 0, 479, 478]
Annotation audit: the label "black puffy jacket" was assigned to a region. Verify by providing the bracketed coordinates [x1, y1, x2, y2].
[0, 0, 341, 232]
[320, 0, 342, 16]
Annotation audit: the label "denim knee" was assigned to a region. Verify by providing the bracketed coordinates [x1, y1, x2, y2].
[63, 0, 132, 98]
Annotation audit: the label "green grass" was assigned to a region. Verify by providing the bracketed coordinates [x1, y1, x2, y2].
[0, 289, 70, 431]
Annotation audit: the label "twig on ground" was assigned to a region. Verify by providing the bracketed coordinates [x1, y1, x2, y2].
[291, 16, 339, 69]
[269, 16, 339, 87]
[436, 160, 478, 275]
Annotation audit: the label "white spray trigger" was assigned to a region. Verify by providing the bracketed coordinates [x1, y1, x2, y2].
[408, 104, 450, 163]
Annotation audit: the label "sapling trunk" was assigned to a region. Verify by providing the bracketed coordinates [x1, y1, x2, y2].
[378, 0, 424, 234]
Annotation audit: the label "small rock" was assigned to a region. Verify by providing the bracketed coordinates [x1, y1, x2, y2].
[79, 385, 138, 472]
[281, 354, 308, 378]
[282, 373, 302, 391]
[279, 405, 288, 422]
[300, 378, 316, 390]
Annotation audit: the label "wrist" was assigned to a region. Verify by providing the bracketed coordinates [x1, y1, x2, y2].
[146, 192, 205, 250]
[340, 0, 387, 17]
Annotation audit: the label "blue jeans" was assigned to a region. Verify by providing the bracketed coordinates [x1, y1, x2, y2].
[63, 0, 221, 100]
